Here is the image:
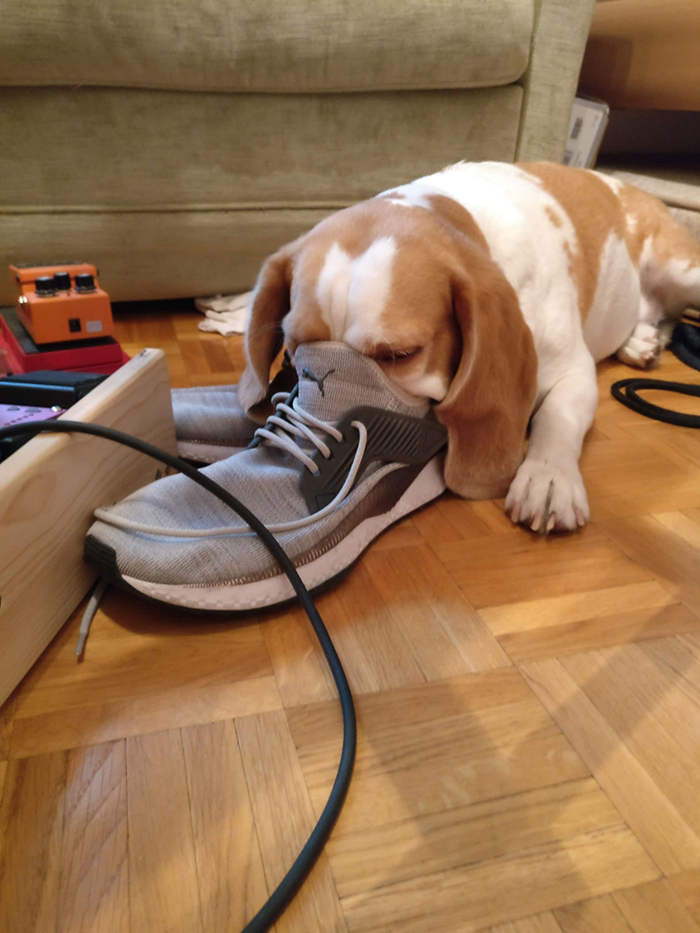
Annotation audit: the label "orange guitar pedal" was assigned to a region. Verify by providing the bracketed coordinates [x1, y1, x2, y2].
[10, 262, 114, 345]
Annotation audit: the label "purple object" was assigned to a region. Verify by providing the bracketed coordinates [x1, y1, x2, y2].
[0, 403, 64, 429]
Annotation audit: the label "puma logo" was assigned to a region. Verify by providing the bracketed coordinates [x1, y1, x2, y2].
[301, 367, 335, 396]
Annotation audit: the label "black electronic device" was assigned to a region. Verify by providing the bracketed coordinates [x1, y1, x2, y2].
[0, 370, 107, 408]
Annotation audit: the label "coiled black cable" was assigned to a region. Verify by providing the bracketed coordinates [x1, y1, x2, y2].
[610, 378, 700, 428]
[0, 419, 357, 933]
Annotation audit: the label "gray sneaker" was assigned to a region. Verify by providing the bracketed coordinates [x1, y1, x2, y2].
[172, 384, 256, 463]
[85, 343, 447, 611]
[172, 356, 297, 463]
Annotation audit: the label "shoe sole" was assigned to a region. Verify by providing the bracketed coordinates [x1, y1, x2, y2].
[101, 457, 445, 611]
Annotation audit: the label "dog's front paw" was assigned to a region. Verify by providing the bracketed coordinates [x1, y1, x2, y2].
[505, 458, 589, 533]
[616, 322, 663, 369]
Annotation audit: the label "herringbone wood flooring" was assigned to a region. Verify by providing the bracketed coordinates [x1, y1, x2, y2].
[2, 302, 700, 932]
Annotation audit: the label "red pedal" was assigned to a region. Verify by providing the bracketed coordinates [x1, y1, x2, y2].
[0, 305, 129, 375]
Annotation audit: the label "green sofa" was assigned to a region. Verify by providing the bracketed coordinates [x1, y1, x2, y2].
[0, 0, 595, 304]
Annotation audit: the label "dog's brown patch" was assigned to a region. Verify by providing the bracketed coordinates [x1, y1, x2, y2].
[425, 194, 491, 253]
[545, 206, 563, 229]
[617, 180, 700, 271]
[520, 162, 626, 321]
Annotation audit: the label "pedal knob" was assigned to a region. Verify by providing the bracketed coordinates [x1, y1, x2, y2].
[35, 276, 56, 296]
[75, 273, 96, 293]
[53, 271, 72, 291]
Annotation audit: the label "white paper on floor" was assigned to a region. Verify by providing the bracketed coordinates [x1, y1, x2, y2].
[194, 291, 252, 335]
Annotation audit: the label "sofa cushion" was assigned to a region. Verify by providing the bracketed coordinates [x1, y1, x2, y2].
[0, 0, 533, 94]
[0, 86, 523, 211]
[1, 208, 338, 304]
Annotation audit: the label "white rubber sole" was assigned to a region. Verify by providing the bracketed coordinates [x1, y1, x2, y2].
[176, 440, 247, 464]
[123, 457, 446, 611]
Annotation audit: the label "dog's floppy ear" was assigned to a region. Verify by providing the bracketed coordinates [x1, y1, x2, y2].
[238, 244, 296, 411]
[436, 261, 537, 500]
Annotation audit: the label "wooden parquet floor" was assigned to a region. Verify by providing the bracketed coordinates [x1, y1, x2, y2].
[2, 302, 700, 932]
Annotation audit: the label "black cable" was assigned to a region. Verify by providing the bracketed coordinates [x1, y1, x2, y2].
[610, 377, 700, 428]
[0, 419, 356, 933]
[671, 321, 700, 374]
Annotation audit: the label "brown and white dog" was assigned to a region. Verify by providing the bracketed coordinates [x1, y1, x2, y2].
[232, 161, 700, 533]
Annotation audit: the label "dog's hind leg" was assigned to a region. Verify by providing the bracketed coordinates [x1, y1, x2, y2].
[617, 190, 700, 367]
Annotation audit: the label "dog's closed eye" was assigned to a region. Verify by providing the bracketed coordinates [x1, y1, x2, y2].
[372, 345, 421, 363]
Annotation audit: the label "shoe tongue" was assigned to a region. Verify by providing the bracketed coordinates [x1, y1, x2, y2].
[293, 342, 429, 424]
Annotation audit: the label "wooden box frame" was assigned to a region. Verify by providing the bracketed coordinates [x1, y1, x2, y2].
[0, 349, 176, 705]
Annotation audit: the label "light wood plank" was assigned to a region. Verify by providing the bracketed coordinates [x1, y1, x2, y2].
[581, 437, 700, 519]
[554, 894, 635, 932]
[287, 668, 534, 753]
[681, 630, 700, 661]
[670, 868, 700, 925]
[367, 518, 425, 551]
[121, 309, 178, 344]
[0, 751, 67, 933]
[522, 657, 700, 873]
[479, 580, 700, 662]
[261, 605, 336, 707]
[462, 497, 523, 535]
[329, 778, 621, 897]
[562, 644, 700, 835]
[491, 912, 563, 933]
[621, 422, 700, 472]
[365, 545, 510, 674]
[602, 514, 700, 610]
[341, 827, 659, 933]
[327, 730, 588, 834]
[682, 507, 700, 530]
[182, 720, 268, 931]
[363, 548, 472, 680]
[613, 878, 700, 932]
[410, 498, 468, 544]
[288, 671, 584, 834]
[177, 338, 216, 379]
[126, 729, 203, 933]
[312, 565, 426, 694]
[433, 529, 650, 608]
[10, 675, 281, 758]
[499, 602, 700, 663]
[655, 510, 700, 548]
[201, 335, 237, 376]
[58, 741, 129, 933]
[299, 699, 559, 794]
[433, 494, 513, 538]
[480, 581, 674, 636]
[15, 597, 271, 718]
[636, 636, 700, 715]
[236, 709, 347, 933]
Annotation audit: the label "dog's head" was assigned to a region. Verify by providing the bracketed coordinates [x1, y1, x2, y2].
[239, 191, 537, 499]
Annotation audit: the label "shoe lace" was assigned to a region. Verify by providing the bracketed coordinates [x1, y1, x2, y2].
[93, 391, 371, 537]
[255, 391, 357, 473]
